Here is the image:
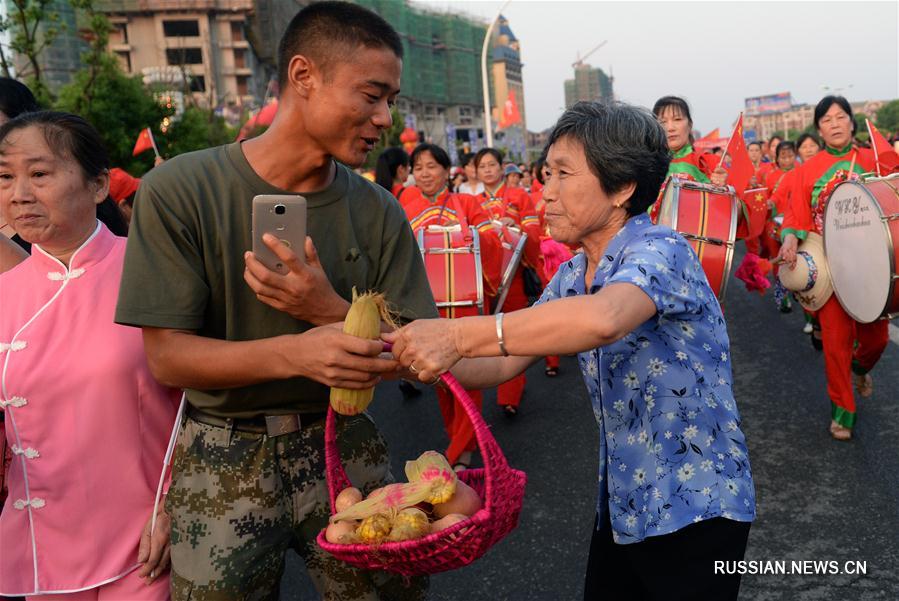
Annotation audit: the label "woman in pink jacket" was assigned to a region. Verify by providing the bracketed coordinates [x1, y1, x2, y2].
[0, 111, 180, 600]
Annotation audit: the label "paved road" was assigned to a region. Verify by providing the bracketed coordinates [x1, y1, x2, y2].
[283, 256, 899, 600]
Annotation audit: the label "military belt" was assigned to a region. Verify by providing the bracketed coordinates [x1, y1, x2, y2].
[186, 405, 327, 437]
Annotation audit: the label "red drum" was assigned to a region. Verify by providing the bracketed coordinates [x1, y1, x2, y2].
[823, 174, 899, 323]
[417, 225, 485, 318]
[657, 177, 739, 300]
[492, 221, 527, 313]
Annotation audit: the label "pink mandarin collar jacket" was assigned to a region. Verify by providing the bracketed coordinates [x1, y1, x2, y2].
[0, 222, 180, 596]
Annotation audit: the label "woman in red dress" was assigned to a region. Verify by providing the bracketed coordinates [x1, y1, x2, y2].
[475, 148, 546, 417]
[777, 96, 890, 441]
[399, 144, 502, 468]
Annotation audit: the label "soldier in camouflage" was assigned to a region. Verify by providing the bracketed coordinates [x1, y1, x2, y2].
[167, 414, 427, 601]
[115, 2, 438, 599]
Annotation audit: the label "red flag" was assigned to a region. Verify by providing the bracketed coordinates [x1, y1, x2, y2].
[132, 127, 155, 156]
[866, 119, 899, 176]
[722, 114, 754, 194]
[698, 128, 720, 142]
[739, 187, 770, 240]
[498, 90, 522, 129]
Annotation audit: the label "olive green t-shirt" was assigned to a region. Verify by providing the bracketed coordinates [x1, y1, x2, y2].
[115, 142, 437, 417]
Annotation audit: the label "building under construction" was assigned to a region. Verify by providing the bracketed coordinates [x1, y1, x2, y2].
[564, 42, 614, 109]
[252, 0, 491, 155]
[564, 66, 614, 109]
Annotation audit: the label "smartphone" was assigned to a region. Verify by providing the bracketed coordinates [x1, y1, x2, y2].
[251, 195, 307, 274]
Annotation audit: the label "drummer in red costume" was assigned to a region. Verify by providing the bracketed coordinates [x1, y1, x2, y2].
[653, 96, 728, 187]
[764, 141, 797, 260]
[399, 143, 502, 468]
[529, 154, 570, 377]
[649, 97, 727, 222]
[748, 141, 774, 188]
[475, 147, 546, 416]
[778, 96, 890, 441]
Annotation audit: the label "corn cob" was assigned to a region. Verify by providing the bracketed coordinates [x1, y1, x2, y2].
[330, 453, 459, 523]
[388, 508, 430, 541]
[330, 289, 385, 415]
[356, 513, 392, 544]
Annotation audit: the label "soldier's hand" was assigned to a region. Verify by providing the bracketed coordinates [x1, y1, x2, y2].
[288, 325, 399, 388]
[138, 504, 171, 583]
[244, 236, 351, 326]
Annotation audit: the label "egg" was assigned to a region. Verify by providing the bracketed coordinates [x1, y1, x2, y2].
[433, 480, 482, 518]
[335, 487, 363, 513]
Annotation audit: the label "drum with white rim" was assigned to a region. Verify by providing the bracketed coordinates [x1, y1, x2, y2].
[657, 178, 739, 300]
[823, 173, 899, 323]
[417, 224, 485, 318]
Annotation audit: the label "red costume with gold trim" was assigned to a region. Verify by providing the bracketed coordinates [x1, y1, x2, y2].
[400, 186, 503, 462]
[529, 184, 563, 373]
[782, 145, 889, 428]
[479, 183, 546, 410]
[649, 144, 719, 222]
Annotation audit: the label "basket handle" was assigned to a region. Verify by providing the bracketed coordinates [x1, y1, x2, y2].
[440, 372, 510, 467]
[324, 407, 352, 512]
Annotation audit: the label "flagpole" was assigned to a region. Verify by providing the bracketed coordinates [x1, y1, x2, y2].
[718, 112, 743, 169]
[866, 119, 881, 177]
[481, 0, 512, 149]
[148, 129, 161, 160]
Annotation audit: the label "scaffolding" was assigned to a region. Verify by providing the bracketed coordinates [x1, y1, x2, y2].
[251, 0, 486, 106]
[357, 0, 486, 106]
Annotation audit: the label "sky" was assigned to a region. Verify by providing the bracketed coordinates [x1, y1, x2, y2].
[413, 0, 899, 136]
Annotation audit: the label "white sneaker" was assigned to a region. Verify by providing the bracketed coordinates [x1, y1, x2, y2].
[803, 323, 813, 334]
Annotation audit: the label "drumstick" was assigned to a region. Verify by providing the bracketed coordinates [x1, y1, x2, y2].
[847, 151, 857, 180]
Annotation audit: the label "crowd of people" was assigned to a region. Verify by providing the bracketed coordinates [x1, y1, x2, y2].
[0, 1, 896, 600]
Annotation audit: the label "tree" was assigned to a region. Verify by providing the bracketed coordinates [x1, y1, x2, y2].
[363, 105, 405, 170]
[67, 0, 112, 113]
[159, 106, 237, 160]
[55, 61, 171, 175]
[875, 99, 899, 136]
[0, 0, 65, 103]
[853, 114, 870, 143]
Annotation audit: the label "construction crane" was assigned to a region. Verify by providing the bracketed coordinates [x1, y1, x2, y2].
[572, 40, 607, 69]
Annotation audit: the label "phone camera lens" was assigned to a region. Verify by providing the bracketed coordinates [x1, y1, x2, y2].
[274, 204, 286, 215]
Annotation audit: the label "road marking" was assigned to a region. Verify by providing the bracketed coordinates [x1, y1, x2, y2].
[891, 323, 899, 346]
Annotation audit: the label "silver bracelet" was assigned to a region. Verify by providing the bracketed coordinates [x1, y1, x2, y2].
[495, 312, 509, 357]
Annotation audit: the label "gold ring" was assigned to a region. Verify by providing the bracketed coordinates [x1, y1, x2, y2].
[409, 363, 419, 374]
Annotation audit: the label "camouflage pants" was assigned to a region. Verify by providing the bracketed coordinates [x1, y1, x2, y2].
[165, 411, 428, 601]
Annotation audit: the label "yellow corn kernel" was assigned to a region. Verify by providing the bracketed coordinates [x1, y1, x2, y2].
[356, 513, 392, 544]
[330, 289, 383, 415]
[388, 508, 431, 541]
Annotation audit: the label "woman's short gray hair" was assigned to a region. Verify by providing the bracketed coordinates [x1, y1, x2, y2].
[545, 101, 671, 215]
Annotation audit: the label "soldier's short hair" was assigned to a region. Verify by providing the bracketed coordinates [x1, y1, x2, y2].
[277, 1, 404, 88]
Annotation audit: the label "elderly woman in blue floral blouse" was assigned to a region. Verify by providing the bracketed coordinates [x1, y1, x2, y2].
[385, 101, 755, 601]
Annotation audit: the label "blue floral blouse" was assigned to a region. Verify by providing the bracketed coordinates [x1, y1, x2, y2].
[535, 214, 755, 544]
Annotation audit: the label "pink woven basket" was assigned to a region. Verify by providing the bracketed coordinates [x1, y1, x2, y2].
[316, 373, 527, 575]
